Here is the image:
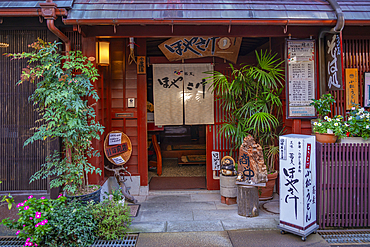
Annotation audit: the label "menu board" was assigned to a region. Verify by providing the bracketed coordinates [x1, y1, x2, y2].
[286, 40, 316, 118]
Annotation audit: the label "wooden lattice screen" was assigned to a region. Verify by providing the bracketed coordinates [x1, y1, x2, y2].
[0, 30, 50, 191]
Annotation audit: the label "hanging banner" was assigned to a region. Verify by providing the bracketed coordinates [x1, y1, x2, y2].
[153, 64, 214, 126]
[184, 63, 214, 125]
[325, 33, 343, 90]
[158, 37, 242, 64]
[345, 68, 359, 110]
[364, 73, 370, 108]
[153, 64, 184, 126]
[286, 40, 316, 118]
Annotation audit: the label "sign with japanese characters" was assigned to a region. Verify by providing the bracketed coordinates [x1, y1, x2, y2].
[109, 133, 122, 145]
[137, 56, 146, 74]
[153, 64, 214, 126]
[159, 37, 242, 64]
[286, 40, 316, 118]
[211, 151, 220, 171]
[345, 68, 358, 110]
[365, 73, 370, 107]
[325, 33, 343, 90]
[279, 134, 317, 232]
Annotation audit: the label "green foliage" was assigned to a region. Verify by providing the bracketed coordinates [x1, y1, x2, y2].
[103, 189, 124, 202]
[1, 195, 66, 246]
[6, 39, 104, 194]
[313, 115, 346, 138]
[92, 200, 132, 240]
[310, 93, 336, 119]
[0, 181, 14, 210]
[45, 201, 98, 247]
[206, 50, 284, 172]
[345, 105, 370, 139]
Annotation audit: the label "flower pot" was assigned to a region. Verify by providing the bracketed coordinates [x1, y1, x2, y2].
[66, 186, 102, 204]
[338, 137, 370, 144]
[315, 132, 337, 143]
[258, 172, 278, 201]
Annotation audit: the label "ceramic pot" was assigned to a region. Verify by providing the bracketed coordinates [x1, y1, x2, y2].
[315, 132, 337, 143]
[66, 186, 102, 204]
[258, 172, 278, 201]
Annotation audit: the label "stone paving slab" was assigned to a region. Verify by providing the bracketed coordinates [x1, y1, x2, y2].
[167, 201, 217, 210]
[190, 193, 221, 202]
[128, 222, 167, 233]
[136, 209, 194, 222]
[145, 195, 191, 203]
[167, 220, 224, 232]
[139, 202, 168, 211]
[136, 231, 233, 247]
[221, 218, 279, 231]
[227, 229, 330, 247]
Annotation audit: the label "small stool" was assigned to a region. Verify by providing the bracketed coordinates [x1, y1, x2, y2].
[237, 185, 259, 217]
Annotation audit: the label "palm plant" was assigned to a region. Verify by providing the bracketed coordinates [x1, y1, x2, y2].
[206, 50, 284, 172]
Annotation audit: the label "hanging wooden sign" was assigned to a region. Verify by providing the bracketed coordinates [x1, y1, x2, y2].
[345, 68, 358, 110]
[137, 56, 146, 74]
[158, 37, 242, 64]
[105, 143, 128, 157]
[325, 33, 343, 90]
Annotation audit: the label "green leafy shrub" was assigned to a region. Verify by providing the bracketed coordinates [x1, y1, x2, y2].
[44, 200, 97, 247]
[92, 200, 132, 240]
[310, 93, 335, 119]
[103, 189, 124, 202]
[1, 195, 66, 246]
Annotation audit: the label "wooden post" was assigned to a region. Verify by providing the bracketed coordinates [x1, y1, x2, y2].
[237, 185, 259, 217]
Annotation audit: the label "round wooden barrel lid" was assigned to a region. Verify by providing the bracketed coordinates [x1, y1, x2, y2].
[104, 131, 132, 166]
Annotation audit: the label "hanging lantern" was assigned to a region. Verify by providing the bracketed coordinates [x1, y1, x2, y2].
[96, 41, 110, 65]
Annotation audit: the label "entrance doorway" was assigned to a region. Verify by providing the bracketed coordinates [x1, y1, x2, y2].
[147, 65, 207, 190]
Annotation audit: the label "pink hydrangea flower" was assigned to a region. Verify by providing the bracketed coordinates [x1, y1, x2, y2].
[28, 195, 33, 199]
[24, 200, 27, 203]
[57, 194, 62, 198]
[29, 217, 33, 220]
[40, 197, 45, 200]
[23, 225, 25, 227]
[24, 206, 29, 210]
[16, 230, 20, 235]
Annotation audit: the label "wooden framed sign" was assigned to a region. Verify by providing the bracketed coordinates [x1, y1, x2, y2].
[104, 131, 132, 166]
[137, 56, 146, 74]
[158, 37, 242, 64]
[345, 68, 358, 110]
[286, 39, 316, 118]
[364, 72, 370, 108]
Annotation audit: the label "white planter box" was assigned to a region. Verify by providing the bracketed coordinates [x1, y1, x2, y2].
[338, 137, 370, 144]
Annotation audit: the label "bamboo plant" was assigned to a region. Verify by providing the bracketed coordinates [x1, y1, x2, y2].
[206, 50, 284, 172]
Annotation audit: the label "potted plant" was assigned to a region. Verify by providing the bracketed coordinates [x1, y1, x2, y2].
[310, 93, 336, 119]
[6, 39, 104, 199]
[340, 104, 370, 144]
[313, 115, 345, 143]
[206, 50, 284, 199]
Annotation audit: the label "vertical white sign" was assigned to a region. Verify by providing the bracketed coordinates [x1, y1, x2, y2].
[279, 134, 317, 231]
[212, 151, 220, 171]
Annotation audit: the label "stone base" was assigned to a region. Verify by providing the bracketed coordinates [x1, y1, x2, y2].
[221, 196, 237, 205]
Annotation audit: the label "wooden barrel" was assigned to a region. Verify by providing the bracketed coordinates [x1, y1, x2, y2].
[237, 185, 259, 217]
[220, 175, 237, 198]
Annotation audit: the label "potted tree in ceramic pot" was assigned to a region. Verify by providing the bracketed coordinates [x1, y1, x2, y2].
[206, 50, 284, 200]
[6, 39, 104, 201]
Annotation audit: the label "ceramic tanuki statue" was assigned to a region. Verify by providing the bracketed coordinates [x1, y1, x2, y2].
[238, 135, 267, 184]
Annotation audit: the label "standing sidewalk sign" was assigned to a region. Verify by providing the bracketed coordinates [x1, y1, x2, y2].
[278, 134, 318, 241]
[286, 40, 316, 118]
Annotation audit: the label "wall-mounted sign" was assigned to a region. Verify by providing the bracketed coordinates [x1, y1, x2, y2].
[137, 56, 146, 74]
[325, 33, 343, 90]
[104, 131, 132, 166]
[345, 68, 359, 110]
[286, 39, 316, 118]
[153, 63, 214, 126]
[158, 37, 242, 64]
[211, 151, 220, 171]
[364, 73, 370, 107]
